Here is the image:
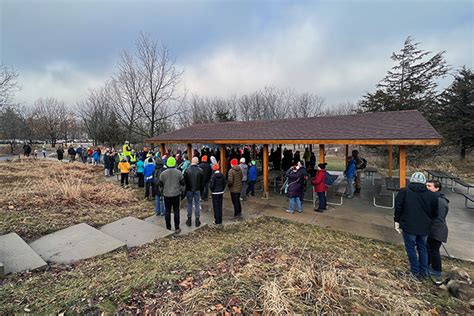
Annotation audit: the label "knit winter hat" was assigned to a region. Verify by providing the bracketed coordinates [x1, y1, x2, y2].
[212, 163, 220, 171]
[167, 156, 176, 168]
[201, 155, 208, 162]
[410, 172, 426, 184]
[251, 160, 256, 165]
[231, 158, 238, 166]
[240, 157, 245, 163]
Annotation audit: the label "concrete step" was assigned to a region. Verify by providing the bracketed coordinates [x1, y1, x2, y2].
[99, 216, 174, 248]
[0, 233, 47, 275]
[29, 223, 126, 264]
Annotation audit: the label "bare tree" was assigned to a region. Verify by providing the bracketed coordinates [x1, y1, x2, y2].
[0, 63, 19, 108]
[322, 102, 359, 116]
[291, 92, 325, 118]
[0, 105, 25, 153]
[32, 98, 68, 147]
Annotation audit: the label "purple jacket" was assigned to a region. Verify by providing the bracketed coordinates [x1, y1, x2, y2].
[286, 168, 304, 198]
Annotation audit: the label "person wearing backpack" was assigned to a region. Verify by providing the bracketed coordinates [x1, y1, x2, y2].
[351, 150, 367, 195]
[312, 163, 328, 212]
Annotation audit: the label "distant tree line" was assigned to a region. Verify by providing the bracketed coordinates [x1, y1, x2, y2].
[1, 35, 471, 159]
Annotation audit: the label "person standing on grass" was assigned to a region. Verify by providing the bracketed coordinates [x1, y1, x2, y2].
[286, 163, 304, 214]
[246, 160, 257, 197]
[144, 157, 156, 200]
[312, 163, 328, 213]
[159, 157, 185, 234]
[67, 145, 76, 162]
[228, 158, 243, 219]
[104, 150, 110, 176]
[56, 146, 64, 161]
[136, 158, 145, 188]
[184, 157, 204, 227]
[426, 179, 449, 279]
[210, 163, 226, 226]
[92, 148, 100, 165]
[118, 157, 131, 187]
[41, 143, 47, 158]
[344, 156, 356, 198]
[198, 155, 212, 202]
[154, 158, 167, 216]
[394, 172, 438, 279]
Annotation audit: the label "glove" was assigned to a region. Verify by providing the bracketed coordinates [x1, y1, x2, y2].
[394, 222, 401, 234]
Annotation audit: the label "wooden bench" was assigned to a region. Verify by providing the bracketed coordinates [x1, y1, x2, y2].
[463, 193, 474, 209]
[453, 178, 474, 194]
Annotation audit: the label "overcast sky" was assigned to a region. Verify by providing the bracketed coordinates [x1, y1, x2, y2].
[1, 0, 473, 108]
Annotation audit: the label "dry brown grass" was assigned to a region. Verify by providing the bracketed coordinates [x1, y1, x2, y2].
[0, 158, 152, 241]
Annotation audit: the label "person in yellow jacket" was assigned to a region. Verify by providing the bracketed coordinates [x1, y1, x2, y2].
[122, 141, 132, 162]
[118, 157, 131, 186]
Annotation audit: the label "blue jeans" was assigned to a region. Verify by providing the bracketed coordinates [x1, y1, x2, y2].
[155, 195, 165, 215]
[289, 196, 302, 213]
[317, 192, 326, 210]
[186, 191, 201, 218]
[346, 177, 355, 197]
[402, 231, 428, 278]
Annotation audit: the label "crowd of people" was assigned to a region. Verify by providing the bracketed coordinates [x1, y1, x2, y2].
[30, 141, 450, 280]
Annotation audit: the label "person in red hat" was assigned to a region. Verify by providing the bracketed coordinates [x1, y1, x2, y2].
[210, 163, 226, 226]
[228, 158, 243, 219]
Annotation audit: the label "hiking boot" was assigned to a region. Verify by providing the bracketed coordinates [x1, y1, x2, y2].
[286, 209, 294, 214]
[186, 217, 192, 226]
[354, 188, 361, 195]
[175, 228, 181, 234]
[195, 217, 201, 227]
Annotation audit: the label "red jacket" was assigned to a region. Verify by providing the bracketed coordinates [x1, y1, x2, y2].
[311, 170, 327, 193]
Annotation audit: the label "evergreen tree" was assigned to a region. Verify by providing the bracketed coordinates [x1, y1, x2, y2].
[360, 36, 449, 120]
[438, 67, 474, 160]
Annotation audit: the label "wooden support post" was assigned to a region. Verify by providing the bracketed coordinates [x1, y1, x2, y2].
[262, 144, 269, 199]
[399, 145, 406, 188]
[319, 144, 325, 164]
[388, 145, 393, 177]
[345, 145, 349, 168]
[160, 143, 166, 157]
[220, 145, 226, 174]
[187, 143, 192, 160]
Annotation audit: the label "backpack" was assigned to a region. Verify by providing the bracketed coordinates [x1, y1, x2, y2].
[325, 171, 334, 185]
[357, 158, 367, 170]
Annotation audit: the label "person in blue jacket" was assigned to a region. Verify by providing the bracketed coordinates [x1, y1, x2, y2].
[246, 160, 258, 197]
[144, 157, 156, 199]
[136, 158, 145, 188]
[344, 157, 356, 198]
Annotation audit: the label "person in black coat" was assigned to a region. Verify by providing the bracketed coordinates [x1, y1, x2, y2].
[426, 179, 449, 277]
[210, 163, 227, 226]
[394, 172, 438, 279]
[184, 157, 204, 227]
[198, 155, 213, 201]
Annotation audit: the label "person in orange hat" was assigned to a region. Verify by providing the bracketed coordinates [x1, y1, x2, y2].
[210, 163, 226, 226]
[227, 158, 243, 219]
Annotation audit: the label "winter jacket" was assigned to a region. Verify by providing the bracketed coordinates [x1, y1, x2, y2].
[394, 182, 439, 236]
[154, 162, 167, 194]
[144, 163, 155, 183]
[198, 162, 213, 183]
[92, 151, 100, 161]
[429, 192, 449, 243]
[68, 147, 76, 155]
[210, 171, 227, 194]
[286, 168, 304, 198]
[56, 148, 64, 159]
[118, 161, 131, 174]
[344, 159, 356, 179]
[228, 165, 243, 193]
[159, 167, 184, 197]
[136, 160, 145, 173]
[239, 163, 248, 181]
[248, 165, 257, 181]
[103, 155, 110, 168]
[311, 170, 327, 193]
[184, 164, 204, 192]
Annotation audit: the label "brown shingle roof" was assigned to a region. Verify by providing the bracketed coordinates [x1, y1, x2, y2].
[146, 110, 442, 145]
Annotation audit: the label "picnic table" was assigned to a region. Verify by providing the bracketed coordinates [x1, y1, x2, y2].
[425, 169, 459, 189]
[373, 177, 410, 209]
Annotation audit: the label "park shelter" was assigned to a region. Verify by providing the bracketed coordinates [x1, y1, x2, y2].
[146, 110, 441, 198]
